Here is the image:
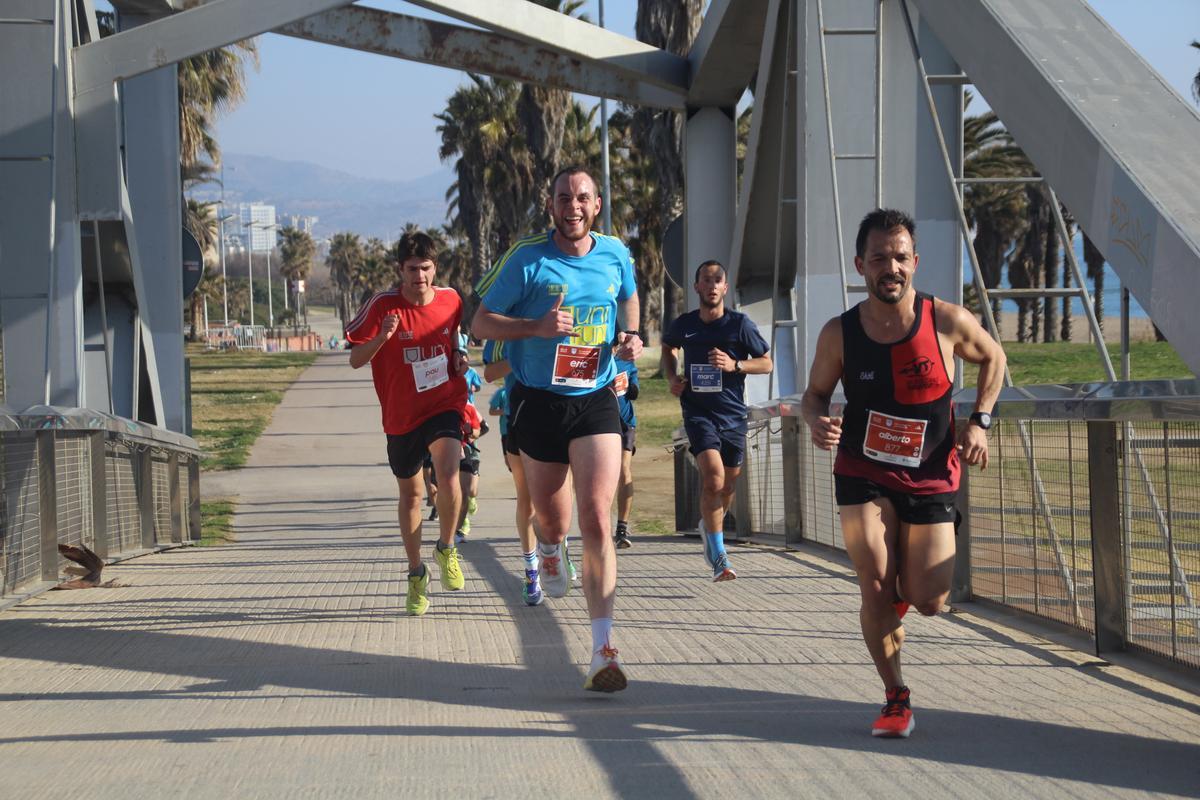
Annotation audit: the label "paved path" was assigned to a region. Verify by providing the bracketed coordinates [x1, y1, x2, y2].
[3, 354, 1199, 798]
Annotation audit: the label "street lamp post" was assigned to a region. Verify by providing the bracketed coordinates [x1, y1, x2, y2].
[242, 220, 256, 327]
[599, 0, 612, 235]
[262, 223, 278, 332]
[218, 213, 235, 326]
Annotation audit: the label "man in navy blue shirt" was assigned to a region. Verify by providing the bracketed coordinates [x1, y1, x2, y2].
[661, 260, 772, 581]
[612, 341, 639, 549]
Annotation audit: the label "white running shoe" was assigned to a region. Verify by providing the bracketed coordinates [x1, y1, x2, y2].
[540, 541, 570, 598]
[584, 644, 627, 693]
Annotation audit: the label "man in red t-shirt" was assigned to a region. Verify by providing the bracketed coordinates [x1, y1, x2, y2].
[345, 232, 470, 616]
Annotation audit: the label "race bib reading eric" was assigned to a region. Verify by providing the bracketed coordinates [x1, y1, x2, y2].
[689, 363, 722, 393]
[863, 410, 927, 468]
[412, 354, 449, 393]
[613, 371, 629, 396]
[552, 343, 601, 388]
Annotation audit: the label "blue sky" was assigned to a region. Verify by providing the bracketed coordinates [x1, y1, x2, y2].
[97, 1, 1200, 181]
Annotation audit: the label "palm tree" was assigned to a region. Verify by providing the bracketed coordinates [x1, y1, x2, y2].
[278, 227, 316, 331]
[184, 198, 219, 339]
[1191, 40, 1200, 103]
[326, 232, 365, 326]
[1082, 233, 1106, 333]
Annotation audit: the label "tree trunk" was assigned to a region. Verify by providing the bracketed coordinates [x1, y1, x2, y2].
[1082, 233, 1106, 334]
[1042, 219, 1059, 342]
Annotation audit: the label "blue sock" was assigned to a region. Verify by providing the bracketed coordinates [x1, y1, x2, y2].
[705, 530, 726, 559]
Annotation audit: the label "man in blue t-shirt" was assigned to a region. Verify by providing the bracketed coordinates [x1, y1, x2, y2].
[661, 260, 772, 582]
[472, 166, 643, 693]
[612, 344, 639, 549]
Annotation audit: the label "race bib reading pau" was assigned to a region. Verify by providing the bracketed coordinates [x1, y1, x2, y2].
[552, 344, 601, 388]
[689, 363, 722, 393]
[863, 410, 927, 468]
[412, 354, 449, 393]
[614, 371, 629, 396]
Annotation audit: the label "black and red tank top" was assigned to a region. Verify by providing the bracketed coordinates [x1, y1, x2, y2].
[834, 292, 960, 494]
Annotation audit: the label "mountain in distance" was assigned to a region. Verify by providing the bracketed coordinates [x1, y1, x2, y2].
[189, 152, 454, 240]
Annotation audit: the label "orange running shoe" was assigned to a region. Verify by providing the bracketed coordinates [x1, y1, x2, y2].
[871, 686, 915, 738]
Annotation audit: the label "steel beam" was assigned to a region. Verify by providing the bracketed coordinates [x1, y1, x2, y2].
[72, 0, 354, 94]
[689, 0, 771, 106]
[276, 6, 684, 110]
[912, 0, 1200, 376]
[405, 0, 689, 95]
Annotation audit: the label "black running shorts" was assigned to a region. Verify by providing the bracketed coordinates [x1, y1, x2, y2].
[834, 473, 959, 526]
[386, 410, 463, 479]
[509, 383, 622, 464]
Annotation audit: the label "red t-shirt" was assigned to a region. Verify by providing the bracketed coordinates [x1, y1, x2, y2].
[461, 402, 482, 437]
[345, 287, 467, 435]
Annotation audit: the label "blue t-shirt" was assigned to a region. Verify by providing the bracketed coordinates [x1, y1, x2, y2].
[662, 308, 769, 431]
[482, 340, 515, 435]
[475, 230, 637, 396]
[464, 366, 483, 403]
[615, 356, 638, 428]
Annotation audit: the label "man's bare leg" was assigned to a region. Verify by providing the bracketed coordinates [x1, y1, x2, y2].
[897, 522, 956, 617]
[696, 450, 739, 579]
[428, 437, 462, 548]
[614, 449, 634, 547]
[508, 452, 537, 554]
[568, 433, 621, 622]
[395, 474, 425, 571]
[841, 499, 904, 689]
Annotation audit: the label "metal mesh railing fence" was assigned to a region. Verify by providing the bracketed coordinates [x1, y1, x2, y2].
[744, 420, 787, 537]
[967, 420, 1095, 633]
[1121, 421, 1200, 668]
[799, 438, 842, 549]
[105, 439, 141, 555]
[1, 432, 40, 593]
[152, 452, 172, 544]
[54, 434, 94, 553]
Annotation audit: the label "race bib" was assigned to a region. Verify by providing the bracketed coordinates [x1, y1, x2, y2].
[613, 371, 629, 396]
[863, 410, 927, 468]
[552, 343, 601, 388]
[689, 363, 722, 393]
[412, 353, 449, 393]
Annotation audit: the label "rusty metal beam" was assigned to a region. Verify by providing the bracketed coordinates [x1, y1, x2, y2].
[405, 0, 690, 95]
[73, 0, 354, 95]
[276, 6, 685, 110]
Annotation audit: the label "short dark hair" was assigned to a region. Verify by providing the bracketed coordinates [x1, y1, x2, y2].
[396, 231, 438, 265]
[694, 259, 726, 283]
[550, 165, 599, 197]
[855, 208, 916, 258]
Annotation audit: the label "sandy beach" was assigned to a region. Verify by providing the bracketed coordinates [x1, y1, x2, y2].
[990, 313, 1156, 344]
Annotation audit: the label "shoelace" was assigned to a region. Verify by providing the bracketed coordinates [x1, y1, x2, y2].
[599, 644, 619, 661]
[881, 691, 910, 717]
[542, 556, 560, 576]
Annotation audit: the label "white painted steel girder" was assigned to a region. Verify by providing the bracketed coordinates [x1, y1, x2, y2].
[405, 0, 689, 95]
[276, 6, 685, 110]
[913, 0, 1200, 376]
[688, 0, 772, 107]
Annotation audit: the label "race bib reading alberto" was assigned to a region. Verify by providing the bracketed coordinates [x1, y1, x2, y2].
[863, 409, 927, 468]
[689, 363, 722, 393]
[553, 344, 601, 388]
[412, 354, 449, 393]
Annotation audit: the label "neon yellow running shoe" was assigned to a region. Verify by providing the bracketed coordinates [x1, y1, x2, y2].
[434, 544, 465, 591]
[406, 568, 430, 616]
[467, 496, 478, 516]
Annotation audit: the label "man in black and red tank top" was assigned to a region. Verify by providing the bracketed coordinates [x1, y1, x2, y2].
[801, 209, 1006, 739]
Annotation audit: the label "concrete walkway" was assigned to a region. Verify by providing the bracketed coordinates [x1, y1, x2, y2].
[2, 354, 1199, 798]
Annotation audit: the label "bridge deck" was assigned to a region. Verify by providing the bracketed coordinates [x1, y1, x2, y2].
[2, 354, 1198, 798]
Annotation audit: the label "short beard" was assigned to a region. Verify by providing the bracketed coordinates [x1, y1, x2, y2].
[554, 217, 591, 242]
[699, 295, 724, 310]
[869, 280, 906, 305]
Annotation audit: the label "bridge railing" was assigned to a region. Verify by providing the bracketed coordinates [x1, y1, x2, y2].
[736, 379, 1200, 671]
[0, 407, 201, 602]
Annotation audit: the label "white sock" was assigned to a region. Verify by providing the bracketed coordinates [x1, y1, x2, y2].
[538, 542, 559, 557]
[590, 617, 613, 653]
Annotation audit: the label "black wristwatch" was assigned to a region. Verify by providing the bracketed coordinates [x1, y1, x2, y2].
[622, 329, 642, 340]
[734, 360, 742, 374]
[969, 411, 993, 430]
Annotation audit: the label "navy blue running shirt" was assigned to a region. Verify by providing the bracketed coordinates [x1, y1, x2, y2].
[663, 309, 769, 431]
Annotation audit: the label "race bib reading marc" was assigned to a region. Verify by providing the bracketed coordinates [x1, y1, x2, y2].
[689, 363, 722, 393]
[863, 409, 927, 468]
[412, 354, 449, 393]
[552, 344, 601, 388]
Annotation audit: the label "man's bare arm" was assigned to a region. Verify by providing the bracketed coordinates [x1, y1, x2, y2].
[661, 344, 687, 397]
[942, 301, 1006, 414]
[349, 313, 398, 369]
[483, 358, 511, 383]
[800, 318, 845, 450]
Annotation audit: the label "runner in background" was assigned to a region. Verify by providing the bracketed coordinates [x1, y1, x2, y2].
[612, 338, 639, 549]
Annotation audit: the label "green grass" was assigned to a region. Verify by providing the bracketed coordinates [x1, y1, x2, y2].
[199, 499, 236, 546]
[189, 346, 317, 471]
[189, 345, 318, 545]
[964, 341, 1192, 386]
